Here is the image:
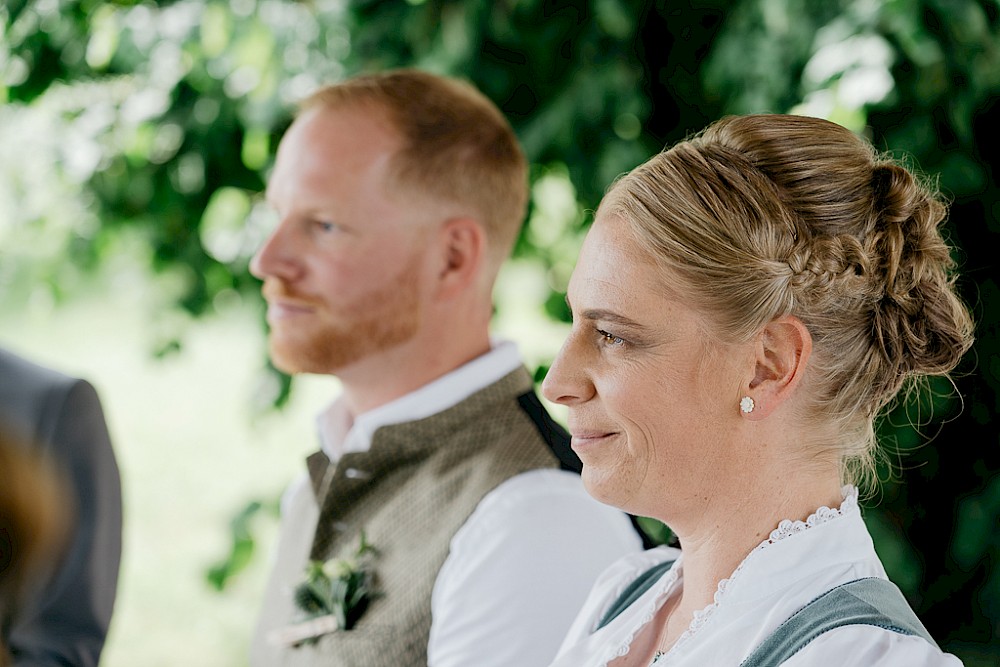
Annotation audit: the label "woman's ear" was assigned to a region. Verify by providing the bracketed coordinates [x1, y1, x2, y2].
[743, 315, 812, 421]
[435, 216, 485, 298]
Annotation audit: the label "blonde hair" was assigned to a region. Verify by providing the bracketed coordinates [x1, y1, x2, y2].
[603, 114, 974, 483]
[301, 69, 528, 275]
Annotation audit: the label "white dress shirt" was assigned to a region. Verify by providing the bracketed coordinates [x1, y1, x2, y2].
[285, 340, 644, 666]
[551, 487, 963, 667]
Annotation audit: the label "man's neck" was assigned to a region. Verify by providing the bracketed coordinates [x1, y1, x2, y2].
[337, 334, 493, 418]
[316, 337, 523, 462]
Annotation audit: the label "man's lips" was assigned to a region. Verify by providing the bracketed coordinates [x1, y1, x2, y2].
[265, 300, 317, 322]
[261, 282, 321, 321]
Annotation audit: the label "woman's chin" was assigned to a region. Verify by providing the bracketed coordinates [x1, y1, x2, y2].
[581, 468, 634, 512]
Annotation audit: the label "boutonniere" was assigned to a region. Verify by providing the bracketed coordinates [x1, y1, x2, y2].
[268, 532, 379, 648]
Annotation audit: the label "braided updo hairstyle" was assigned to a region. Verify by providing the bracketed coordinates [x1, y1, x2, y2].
[602, 114, 974, 483]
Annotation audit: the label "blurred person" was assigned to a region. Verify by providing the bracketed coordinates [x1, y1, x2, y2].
[0, 434, 68, 667]
[542, 114, 972, 666]
[249, 69, 643, 667]
[0, 347, 123, 667]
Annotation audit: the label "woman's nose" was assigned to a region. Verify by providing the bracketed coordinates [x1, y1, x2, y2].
[541, 335, 594, 406]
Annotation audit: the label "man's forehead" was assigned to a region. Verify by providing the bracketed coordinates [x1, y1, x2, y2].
[269, 107, 400, 190]
[292, 102, 400, 146]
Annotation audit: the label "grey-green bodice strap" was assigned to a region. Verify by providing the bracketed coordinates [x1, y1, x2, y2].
[595, 559, 676, 631]
[594, 562, 937, 666]
[738, 577, 938, 666]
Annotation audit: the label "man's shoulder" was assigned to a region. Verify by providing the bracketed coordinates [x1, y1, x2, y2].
[435, 386, 569, 472]
[466, 469, 596, 521]
[456, 468, 641, 548]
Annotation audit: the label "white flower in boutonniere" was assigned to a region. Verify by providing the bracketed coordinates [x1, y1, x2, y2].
[268, 532, 379, 648]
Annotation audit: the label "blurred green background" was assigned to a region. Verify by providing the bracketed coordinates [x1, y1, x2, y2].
[1, 0, 997, 664]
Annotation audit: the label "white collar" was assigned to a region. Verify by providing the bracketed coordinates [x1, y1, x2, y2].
[639, 487, 867, 664]
[570, 487, 874, 667]
[316, 340, 523, 461]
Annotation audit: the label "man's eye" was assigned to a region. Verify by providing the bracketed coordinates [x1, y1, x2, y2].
[597, 329, 625, 346]
[316, 221, 339, 233]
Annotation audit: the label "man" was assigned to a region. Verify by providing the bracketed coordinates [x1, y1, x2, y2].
[0, 347, 123, 667]
[249, 69, 642, 667]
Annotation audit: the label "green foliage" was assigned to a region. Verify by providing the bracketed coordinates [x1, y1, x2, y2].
[206, 498, 278, 592]
[3, 0, 343, 320]
[634, 515, 675, 547]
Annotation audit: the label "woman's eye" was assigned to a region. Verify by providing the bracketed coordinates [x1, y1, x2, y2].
[316, 221, 337, 232]
[597, 329, 625, 347]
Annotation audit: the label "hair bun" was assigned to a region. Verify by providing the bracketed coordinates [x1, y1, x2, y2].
[868, 162, 972, 381]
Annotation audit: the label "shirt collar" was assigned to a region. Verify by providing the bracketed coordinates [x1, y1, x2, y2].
[316, 339, 523, 461]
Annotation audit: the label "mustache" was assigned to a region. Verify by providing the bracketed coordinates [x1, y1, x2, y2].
[261, 280, 322, 306]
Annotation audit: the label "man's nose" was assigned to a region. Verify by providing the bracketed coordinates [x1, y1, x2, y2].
[250, 220, 301, 282]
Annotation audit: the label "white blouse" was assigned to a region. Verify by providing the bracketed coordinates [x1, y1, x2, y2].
[550, 488, 964, 667]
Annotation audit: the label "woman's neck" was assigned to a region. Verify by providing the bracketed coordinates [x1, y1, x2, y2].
[653, 470, 845, 658]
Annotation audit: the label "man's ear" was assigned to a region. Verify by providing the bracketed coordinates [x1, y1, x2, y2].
[743, 315, 812, 421]
[435, 217, 485, 298]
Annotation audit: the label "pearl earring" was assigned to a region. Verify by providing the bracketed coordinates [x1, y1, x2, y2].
[739, 396, 755, 414]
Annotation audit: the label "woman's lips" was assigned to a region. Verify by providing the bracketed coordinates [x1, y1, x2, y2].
[570, 431, 617, 451]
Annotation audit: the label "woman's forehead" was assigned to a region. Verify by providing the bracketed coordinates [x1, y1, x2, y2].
[568, 216, 675, 315]
[574, 214, 682, 293]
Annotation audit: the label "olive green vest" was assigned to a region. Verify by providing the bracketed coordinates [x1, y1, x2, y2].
[251, 367, 570, 666]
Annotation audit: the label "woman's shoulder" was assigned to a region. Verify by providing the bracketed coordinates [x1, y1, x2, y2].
[554, 545, 683, 663]
[783, 624, 964, 667]
[572, 545, 682, 630]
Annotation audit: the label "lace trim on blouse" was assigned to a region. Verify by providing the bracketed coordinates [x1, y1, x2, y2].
[601, 562, 682, 664]
[609, 486, 859, 667]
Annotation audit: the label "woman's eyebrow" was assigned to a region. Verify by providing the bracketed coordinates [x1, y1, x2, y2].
[579, 308, 647, 330]
[565, 295, 648, 329]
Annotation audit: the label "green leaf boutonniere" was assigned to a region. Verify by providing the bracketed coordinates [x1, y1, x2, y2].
[268, 532, 379, 648]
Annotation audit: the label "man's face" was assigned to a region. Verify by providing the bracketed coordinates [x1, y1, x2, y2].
[250, 105, 434, 377]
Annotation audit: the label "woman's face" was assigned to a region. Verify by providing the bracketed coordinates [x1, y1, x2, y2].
[542, 212, 752, 520]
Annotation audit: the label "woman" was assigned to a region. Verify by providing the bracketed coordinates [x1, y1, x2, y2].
[543, 114, 972, 666]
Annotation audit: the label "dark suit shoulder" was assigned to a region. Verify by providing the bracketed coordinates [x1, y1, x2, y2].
[0, 347, 77, 393]
[0, 347, 86, 448]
